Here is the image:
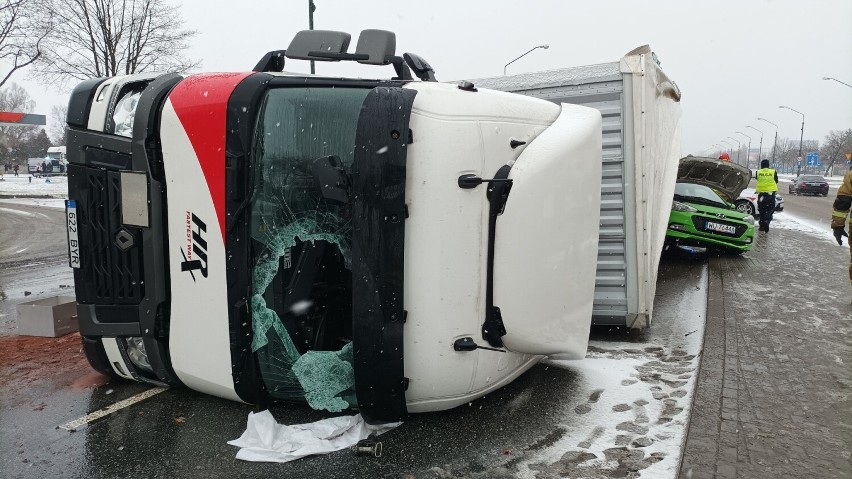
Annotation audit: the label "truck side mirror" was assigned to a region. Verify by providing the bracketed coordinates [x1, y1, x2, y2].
[312, 155, 350, 204]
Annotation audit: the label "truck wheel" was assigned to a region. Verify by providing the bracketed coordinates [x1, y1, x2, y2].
[81, 336, 121, 380]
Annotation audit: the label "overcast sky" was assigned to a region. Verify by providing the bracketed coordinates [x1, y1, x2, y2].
[15, 0, 852, 156]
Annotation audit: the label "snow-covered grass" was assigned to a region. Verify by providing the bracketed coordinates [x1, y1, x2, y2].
[0, 174, 68, 198]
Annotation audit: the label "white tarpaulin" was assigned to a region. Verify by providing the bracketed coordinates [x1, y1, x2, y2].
[228, 410, 401, 463]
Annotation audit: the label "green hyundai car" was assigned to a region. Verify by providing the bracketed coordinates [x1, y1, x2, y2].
[666, 156, 755, 254]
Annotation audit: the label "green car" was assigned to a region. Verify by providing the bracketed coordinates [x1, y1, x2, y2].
[666, 156, 755, 254]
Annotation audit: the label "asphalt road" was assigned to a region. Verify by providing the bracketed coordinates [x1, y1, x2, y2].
[777, 183, 838, 225]
[0, 201, 708, 479]
[0, 200, 74, 334]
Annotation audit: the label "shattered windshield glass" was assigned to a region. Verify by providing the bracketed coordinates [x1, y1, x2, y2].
[249, 86, 370, 411]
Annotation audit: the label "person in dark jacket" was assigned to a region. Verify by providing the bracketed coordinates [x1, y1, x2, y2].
[754, 159, 779, 232]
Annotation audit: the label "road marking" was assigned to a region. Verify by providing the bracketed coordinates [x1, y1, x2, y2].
[0, 207, 34, 216]
[58, 387, 168, 431]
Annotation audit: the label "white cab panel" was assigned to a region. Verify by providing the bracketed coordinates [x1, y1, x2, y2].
[401, 82, 598, 411]
[159, 99, 241, 402]
[495, 104, 602, 357]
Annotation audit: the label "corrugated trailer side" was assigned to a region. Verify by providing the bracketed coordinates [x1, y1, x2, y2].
[470, 46, 682, 328]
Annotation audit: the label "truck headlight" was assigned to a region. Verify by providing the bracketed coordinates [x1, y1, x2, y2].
[672, 201, 697, 213]
[126, 336, 153, 373]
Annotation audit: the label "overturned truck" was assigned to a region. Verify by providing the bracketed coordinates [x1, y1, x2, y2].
[64, 30, 677, 424]
[471, 47, 683, 328]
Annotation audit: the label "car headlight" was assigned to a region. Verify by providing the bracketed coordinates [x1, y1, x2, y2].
[672, 201, 697, 213]
[126, 336, 153, 373]
[741, 214, 754, 225]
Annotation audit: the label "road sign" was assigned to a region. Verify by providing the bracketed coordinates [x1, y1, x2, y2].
[806, 152, 819, 166]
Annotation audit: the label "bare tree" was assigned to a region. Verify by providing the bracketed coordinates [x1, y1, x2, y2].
[820, 129, 852, 176]
[0, 83, 39, 165]
[48, 103, 67, 144]
[0, 0, 51, 88]
[0, 82, 36, 144]
[33, 0, 199, 86]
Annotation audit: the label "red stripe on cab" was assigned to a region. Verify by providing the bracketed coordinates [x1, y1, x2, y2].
[167, 72, 253, 236]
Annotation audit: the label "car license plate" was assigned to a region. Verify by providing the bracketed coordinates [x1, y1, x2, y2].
[65, 200, 81, 269]
[705, 221, 736, 234]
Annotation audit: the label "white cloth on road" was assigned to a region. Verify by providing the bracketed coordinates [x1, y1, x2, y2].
[228, 410, 401, 463]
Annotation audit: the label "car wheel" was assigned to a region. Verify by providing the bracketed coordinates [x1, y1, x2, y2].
[735, 200, 755, 217]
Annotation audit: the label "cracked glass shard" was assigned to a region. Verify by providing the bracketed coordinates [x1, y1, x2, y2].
[248, 87, 369, 409]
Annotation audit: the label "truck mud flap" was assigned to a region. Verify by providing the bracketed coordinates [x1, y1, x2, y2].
[351, 87, 417, 424]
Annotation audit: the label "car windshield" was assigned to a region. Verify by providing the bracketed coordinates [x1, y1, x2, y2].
[800, 176, 825, 182]
[247, 86, 371, 411]
[674, 182, 728, 209]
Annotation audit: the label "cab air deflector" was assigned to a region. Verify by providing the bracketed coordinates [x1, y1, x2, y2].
[351, 86, 417, 425]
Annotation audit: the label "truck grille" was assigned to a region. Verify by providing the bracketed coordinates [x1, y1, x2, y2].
[71, 165, 144, 305]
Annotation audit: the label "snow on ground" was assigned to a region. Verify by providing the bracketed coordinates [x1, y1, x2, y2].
[770, 212, 838, 244]
[514, 267, 708, 479]
[0, 175, 69, 198]
[0, 197, 68, 210]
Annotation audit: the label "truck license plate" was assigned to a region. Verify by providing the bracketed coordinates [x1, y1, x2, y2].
[705, 221, 736, 235]
[66, 200, 81, 269]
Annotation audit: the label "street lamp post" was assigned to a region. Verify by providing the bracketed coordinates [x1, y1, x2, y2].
[779, 105, 805, 176]
[727, 136, 741, 165]
[757, 117, 778, 164]
[720, 140, 734, 159]
[746, 125, 764, 165]
[504, 45, 549, 75]
[822, 77, 852, 88]
[736, 131, 752, 168]
[308, 0, 316, 74]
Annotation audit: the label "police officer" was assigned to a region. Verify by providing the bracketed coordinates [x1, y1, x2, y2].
[754, 159, 778, 232]
[830, 170, 851, 286]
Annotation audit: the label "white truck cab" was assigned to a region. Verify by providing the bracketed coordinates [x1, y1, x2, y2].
[66, 29, 602, 423]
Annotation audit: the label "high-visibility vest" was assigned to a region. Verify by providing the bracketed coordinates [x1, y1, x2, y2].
[755, 168, 778, 193]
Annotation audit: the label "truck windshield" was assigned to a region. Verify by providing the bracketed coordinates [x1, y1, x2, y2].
[248, 86, 371, 412]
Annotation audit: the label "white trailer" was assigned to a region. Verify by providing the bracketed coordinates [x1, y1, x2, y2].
[470, 46, 683, 328]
